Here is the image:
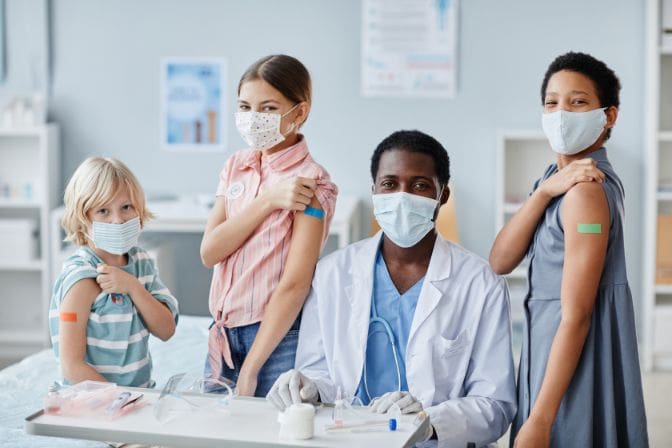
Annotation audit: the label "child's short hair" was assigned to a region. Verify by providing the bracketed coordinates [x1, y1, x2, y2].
[62, 157, 153, 246]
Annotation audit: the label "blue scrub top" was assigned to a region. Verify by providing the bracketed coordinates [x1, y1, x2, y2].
[356, 248, 423, 405]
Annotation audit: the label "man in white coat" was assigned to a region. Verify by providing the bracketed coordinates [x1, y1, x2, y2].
[267, 130, 516, 447]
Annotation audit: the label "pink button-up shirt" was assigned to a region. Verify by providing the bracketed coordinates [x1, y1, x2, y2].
[207, 136, 337, 373]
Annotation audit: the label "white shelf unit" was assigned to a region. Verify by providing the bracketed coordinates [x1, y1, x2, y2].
[495, 130, 553, 353]
[0, 125, 60, 360]
[644, 0, 672, 371]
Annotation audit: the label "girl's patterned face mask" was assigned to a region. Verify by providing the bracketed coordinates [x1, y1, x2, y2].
[234, 103, 299, 150]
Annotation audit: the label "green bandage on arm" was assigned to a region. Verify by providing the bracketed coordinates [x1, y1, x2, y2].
[577, 223, 602, 234]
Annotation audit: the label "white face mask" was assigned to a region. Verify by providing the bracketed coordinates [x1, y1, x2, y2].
[541, 107, 607, 155]
[91, 216, 141, 255]
[234, 103, 300, 150]
[372, 191, 440, 248]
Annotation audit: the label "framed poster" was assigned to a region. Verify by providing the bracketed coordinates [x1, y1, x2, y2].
[362, 0, 459, 98]
[161, 58, 227, 152]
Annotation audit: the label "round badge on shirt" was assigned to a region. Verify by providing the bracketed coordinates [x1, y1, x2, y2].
[227, 182, 244, 200]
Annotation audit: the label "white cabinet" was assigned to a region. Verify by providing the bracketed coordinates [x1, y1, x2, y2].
[0, 125, 60, 360]
[644, 0, 672, 370]
[495, 130, 552, 354]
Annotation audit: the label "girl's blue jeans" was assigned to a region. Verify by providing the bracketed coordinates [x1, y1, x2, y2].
[204, 317, 300, 397]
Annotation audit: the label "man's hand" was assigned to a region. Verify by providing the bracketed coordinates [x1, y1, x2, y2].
[266, 369, 319, 411]
[370, 391, 423, 414]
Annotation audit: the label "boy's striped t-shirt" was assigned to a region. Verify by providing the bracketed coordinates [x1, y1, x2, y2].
[49, 246, 179, 387]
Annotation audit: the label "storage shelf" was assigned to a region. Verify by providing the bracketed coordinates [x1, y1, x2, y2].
[499, 130, 546, 141]
[503, 202, 523, 214]
[655, 284, 672, 295]
[0, 199, 41, 209]
[0, 260, 44, 271]
[0, 330, 45, 344]
[657, 191, 672, 201]
[0, 123, 58, 360]
[0, 126, 49, 137]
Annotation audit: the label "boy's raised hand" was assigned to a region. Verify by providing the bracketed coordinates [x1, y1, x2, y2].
[96, 264, 140, 295]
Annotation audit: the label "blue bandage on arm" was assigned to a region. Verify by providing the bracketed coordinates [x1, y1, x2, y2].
[304, 206, 324, 220]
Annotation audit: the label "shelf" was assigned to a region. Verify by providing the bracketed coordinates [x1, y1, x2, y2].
[503, 202, 523, 214]
[655, 284, 672, 295]
[499, 130, 546, 141]
[0, 329, 45, 344]
[659, 131, 672, 141]
[657, 191, 672, 201]
[0, 260, 44, 271]
[0, 199, 42, 209]
[661, 46, 672, 56]
[0, 126, 51, 137]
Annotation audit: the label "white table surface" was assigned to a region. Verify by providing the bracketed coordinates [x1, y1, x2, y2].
[25, 388, 424, 448]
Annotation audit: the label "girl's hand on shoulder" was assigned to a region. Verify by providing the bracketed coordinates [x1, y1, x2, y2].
[539, 159, 605, 199]
[96, 264, 139, 295]
[513, 420, 551, 448]
[262, 176, 316, 212]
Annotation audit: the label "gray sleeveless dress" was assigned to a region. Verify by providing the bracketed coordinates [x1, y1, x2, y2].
[510, 148, 649, 447]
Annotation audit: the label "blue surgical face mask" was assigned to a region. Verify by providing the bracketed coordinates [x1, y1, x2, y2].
[541, 107, 607, 155]
[372, 191, 440, 248]
[91, 216, 141, 255]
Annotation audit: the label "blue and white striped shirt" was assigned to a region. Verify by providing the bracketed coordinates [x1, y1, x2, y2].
[49, 246, 179, 387]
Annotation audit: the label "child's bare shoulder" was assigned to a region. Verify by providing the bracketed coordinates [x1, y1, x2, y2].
[63, 277, 101, 307]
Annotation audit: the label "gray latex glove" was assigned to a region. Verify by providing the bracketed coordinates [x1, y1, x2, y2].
[370, 391, 423, 414]
[266, 369, 319, 411]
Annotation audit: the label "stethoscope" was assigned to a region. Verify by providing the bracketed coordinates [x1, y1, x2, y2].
[362, 294, 402, 402]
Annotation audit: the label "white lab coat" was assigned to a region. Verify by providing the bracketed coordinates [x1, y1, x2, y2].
[296, 232, 517, 448]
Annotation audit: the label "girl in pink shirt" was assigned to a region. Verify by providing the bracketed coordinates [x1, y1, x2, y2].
[201, 54, 338, 397]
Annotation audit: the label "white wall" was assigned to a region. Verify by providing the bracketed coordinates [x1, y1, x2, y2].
[2, 0, 646, 319]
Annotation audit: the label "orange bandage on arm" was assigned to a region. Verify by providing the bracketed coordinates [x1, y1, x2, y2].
[60, 311, 78, 322]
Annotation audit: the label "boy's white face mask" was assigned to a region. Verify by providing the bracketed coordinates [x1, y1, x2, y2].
[372, 191, 440, 248]
[91, 217, 141, 255]
[234, 103, 300, 150]
[541, 107, 607, 155]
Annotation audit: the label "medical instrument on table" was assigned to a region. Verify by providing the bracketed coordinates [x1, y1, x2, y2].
[56, 381, 117, 416]
[362, 296, 402, 402]
[106, 391, 144, 418]
[46, 381, 144, 419]
[387, 402, 401, 432]
[153, 372, 234, 424]
[324, 419, 390, 432]
[326, 388, 365, 428]
[44, 382, 62, 415]
[332, 386, 344, 427]
[278, 403, 315, 440]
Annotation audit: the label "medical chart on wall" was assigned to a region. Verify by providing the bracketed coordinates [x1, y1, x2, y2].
[161, 58, 227, 152]
[361, 0, 459, 98]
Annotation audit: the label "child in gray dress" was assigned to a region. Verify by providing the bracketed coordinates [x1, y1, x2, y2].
[490, 52, 648, 447]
